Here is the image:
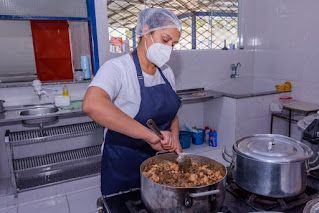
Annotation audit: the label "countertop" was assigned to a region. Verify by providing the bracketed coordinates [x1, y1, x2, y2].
[0, 88, 287, 124]
[177, 88, 288, 101]
[215, 90, 288, 99]
[183, 142, 229, 166]
[0, 103, 85, 124]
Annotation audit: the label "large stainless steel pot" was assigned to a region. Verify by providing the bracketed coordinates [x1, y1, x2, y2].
[223, 134, 319, 198]
[140, 153, 226, 213]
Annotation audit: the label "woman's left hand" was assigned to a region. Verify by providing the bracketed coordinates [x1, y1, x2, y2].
[171, 134, 183, 153]
[162, 133, 183, 153]
[159, 131, 174, 151]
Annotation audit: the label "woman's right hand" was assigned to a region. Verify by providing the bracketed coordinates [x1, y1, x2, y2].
[146, 131, 166, 152]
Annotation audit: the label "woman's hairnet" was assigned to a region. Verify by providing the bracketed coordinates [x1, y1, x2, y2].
[135, 8, 182, 37]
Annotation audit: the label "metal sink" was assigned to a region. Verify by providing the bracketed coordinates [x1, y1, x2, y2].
[20, 107, 59, 125]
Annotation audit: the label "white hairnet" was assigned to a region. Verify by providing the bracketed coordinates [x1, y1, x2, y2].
[135, 8, 182, 37]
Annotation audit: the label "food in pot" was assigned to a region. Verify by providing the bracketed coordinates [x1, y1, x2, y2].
[142, 161, 223, 187]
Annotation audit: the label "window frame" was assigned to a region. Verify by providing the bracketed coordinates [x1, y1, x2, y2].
[107, 1, 240, 52]
[0, 0, 99, 75]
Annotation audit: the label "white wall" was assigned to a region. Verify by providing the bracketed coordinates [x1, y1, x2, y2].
[204, 97, 237, 151]
[0, 20, 36, 76]
[252, 0, 319, 105]
[167, 50, 254, 93]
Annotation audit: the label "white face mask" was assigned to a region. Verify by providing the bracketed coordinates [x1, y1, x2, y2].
[145, 35, 172, 67]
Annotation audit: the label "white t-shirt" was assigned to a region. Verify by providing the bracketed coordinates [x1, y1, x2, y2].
[89, 53, 176, 119]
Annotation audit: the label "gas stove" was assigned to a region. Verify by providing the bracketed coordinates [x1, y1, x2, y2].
[99, 188, 252, 213]
[98, 168, 319, 213]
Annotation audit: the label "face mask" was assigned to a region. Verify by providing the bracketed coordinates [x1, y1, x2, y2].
[145, 35, 172, 67]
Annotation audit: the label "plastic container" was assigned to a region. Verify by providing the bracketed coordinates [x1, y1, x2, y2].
[179, 131, 192, 149]
[209, 130, 217, 147]
[192, 129, 205, 145]
[81, 56, 91, 80]
[276, 84, 285, 92]
[54, 95, 70, 107]
[204, 126, 210, 143]
[63, 84, 68, 97]
[74, 69, 83, 82]
[279, 96, 293, 105]
[284, 81, 292, 91]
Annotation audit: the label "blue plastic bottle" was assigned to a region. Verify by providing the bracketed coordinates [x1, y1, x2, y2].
[81, 56, 91, 80]
[208, 129, 213, 146]
[209, 129, 217, 147]
[212, 130, 217, 147]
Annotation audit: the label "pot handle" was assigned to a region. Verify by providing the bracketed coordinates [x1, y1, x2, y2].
[308, 152, 319, 172]
[309, 152, 319, 165]
[156, 152, 168, 155]
[222, 146, 233, 164]
[188, 189, 220, 198]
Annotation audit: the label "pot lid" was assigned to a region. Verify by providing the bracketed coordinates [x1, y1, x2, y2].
[234, 134, 313, 163]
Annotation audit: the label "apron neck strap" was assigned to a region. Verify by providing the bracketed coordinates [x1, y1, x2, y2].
[132, 49, 145, 86]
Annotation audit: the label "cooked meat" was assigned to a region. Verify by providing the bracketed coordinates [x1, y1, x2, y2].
[142, 161, 224, 187]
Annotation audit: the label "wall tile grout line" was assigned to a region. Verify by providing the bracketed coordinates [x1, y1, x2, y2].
[65, 193, 72, 213]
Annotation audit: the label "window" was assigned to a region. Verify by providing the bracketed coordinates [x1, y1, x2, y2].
[107, 0, 238, 52]
[0, 0, 98, 83]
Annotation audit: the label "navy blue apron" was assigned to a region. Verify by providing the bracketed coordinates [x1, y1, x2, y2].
[101, 49, 181, 196]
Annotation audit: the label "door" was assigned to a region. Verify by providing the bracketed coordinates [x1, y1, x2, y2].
[31, 20, 73, 81]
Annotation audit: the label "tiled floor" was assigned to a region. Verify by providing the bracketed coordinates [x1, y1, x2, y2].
[0, 175, 101, 213]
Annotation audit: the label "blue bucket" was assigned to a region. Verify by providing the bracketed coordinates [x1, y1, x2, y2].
[192, 129, 205, 145]
[179, 131, 192, 149]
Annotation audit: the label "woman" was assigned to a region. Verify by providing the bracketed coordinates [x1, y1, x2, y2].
[82, 8, 183, 196]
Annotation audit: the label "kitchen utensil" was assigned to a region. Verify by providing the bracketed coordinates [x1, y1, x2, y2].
[146, 119, 191, 172]
[222, 134, 318, 198]
[0, 100, 5, 113]
[140, 153, 226, 213]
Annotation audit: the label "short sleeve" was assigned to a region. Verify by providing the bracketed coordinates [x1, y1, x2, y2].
[88, 59, 122, 101]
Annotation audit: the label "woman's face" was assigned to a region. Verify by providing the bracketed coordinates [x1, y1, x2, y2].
[144, 28, 180, 49]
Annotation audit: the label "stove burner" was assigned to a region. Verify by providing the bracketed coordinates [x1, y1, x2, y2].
[227, 179, 319, 212]
[310, 170, 319, 179]
[307, 176, 319, 191]
[125, 200, 149, 213]
[124, 200, 236, 213]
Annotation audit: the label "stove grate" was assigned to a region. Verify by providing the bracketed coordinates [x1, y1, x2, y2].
[227, 179, 319, 212]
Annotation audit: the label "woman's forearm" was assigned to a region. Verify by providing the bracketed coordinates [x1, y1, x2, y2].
[83, 87, 153, 142]
[170, 116, 179, 139]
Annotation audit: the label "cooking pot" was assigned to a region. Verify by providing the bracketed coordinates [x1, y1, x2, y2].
[0, 100, 4, 113]
[140, 153, 226, 213]
[222, 134, 319, 198]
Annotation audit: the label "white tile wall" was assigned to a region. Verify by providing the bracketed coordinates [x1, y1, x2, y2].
[204, 97, 237, 151]
[167, 50, 254, 91]
[234, 93, 305, 141]
[0, 206, 17, 213]
[252, 0, 319, 105]
[177, 102, 204, 130]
